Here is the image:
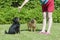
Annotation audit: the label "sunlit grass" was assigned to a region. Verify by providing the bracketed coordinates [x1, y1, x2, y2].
[0, 23, 60, 40]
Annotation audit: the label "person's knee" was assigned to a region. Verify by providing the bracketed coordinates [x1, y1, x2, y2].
[48, 12, 52, 20]
[43, 16, 46, 20]
[43, 12, 46, 19]
[48, 16, 52, 20]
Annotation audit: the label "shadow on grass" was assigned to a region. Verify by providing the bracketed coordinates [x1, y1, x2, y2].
[20, 29, 47, 32]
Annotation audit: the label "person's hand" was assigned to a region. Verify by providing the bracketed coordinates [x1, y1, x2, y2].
[18, 0, 29, 12]
[18, 6, 22, 12]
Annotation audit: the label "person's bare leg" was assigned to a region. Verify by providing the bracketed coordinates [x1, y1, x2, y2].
[40, 12, 47, 33]
[47, 12, 53, 34]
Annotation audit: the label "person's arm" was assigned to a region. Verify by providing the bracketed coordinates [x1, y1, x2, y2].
[19, 0, 29, 8]
[18, 0, 29, 12]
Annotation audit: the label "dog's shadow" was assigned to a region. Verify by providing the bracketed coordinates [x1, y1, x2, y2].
[20, 29, 28, 31]
[20, 29, 47, 32]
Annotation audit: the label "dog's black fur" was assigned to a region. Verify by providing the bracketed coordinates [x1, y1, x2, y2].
[5, 17, 20, 34]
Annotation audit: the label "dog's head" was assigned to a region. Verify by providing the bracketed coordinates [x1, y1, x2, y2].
[12, 17, 19, 23]
[31, 19, 35, 23]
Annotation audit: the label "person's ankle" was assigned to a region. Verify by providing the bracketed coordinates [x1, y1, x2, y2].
[40, 31, 45, 32]
[47, 31, 50, 33]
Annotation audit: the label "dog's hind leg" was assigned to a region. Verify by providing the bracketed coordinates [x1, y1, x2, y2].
[33, 27, 36, 32]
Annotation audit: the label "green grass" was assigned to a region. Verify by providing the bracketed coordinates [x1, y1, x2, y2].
[0, 23, 60, 40]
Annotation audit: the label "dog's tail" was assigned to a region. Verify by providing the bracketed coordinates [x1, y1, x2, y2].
[5, 30, 8, 34]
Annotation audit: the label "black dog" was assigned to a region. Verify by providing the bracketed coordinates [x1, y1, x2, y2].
[5, 17, 20, 34]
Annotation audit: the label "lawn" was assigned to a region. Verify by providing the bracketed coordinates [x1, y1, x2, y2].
[0, 23, 60, 40]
